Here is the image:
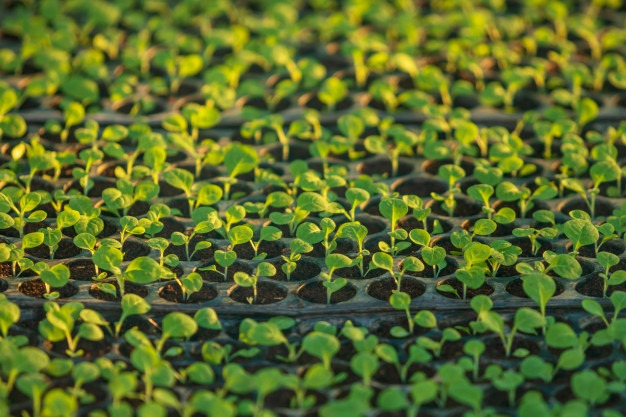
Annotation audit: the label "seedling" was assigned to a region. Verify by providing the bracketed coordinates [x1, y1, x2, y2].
[431, 165, 465, 217]
[93, 246, 163, 298]
[379, 196, 410, 256]
[595, 252, 626, 298]
[370, 252, 424, 292]
[389, 291, 437, 338]
[234, 262, 276, 304]
[281, 238, 313, 281]
[38, 302, 107, 357]
[471, 295, 544, 357]
[31, 262, 70, 300]
[321, 254, 351, 304]
[563, 159, 620, 218]
[496, 179, 558, 219]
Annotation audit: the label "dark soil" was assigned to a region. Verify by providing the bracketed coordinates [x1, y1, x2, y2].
[0, 279, 7, 292]
[436, 277, 494, 299]
[122, 239, 151, 261]
[65, 178, 116, 198]
[396, 215, 453, 233]
[159, 282, 218, 303]
[482, 335, 540, 359]
[428, 197, 483, 217]
[506, 277, 565, 298]
[152, 217, 186, 238]
[18, 279, 78, 298]
[336, 256, 386, 279]
[309, 238, 354, 258]
[404, 256, 458, 278]
[573, 239, 625, 257]
[367, 277, 425, 301]
[508, 237, 553, 258]
[303, 95, 353, 112]
[334, 215, 387, 235]
[233, 240, 285, 260]
[88, 281, 149, 301]
[198, 262, 252, 282]
[462, 218, 517, 237]
[559, 197, 615, 217]
[229, 281, 288, 304]
[44, 338, 113, 359]
[394, 178, 447, 198]
[62, 218, 117, 238]
[575, 274, 626, 298]
[0, 262, 35, 278]
[492, 199, 550, 218]
[164, 234, 216, 262]
[25, 239, 81, 259]
[357, 158, 414, 177]
[0, 221, 47, 238]
[67, 258, 101, 281]
[297, 280, 357, 304]
[422, 159, 475, 176]
[262, 143, 311, 162]
[269, 259, 321, 281]
[373, 363, 436, 385]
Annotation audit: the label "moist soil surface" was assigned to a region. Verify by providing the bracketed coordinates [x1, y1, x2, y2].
[229, 281, 288, 304]
[436, 277, 494, 299]
[297, 280, 357, 304]
[88, 281, 149, 301]
[367, 277, 426, 300]
[19, 279, 78, 298]
[159, 282, 218, 303]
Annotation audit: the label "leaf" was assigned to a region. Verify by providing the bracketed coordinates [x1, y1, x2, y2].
[194, 308, 222, 330]
[214, 250, 236, 268]
[546, 322, 578, 349]
[564, 219, 599, 250]
[197, 184, 223, 206]
[409, 229, 430, 247]
[224, 143, 258, 178]
[121, 294, 151, 317]
[227, 225, 253, 246]
[389, 291, 411, 310]
[93, 246, 123, 273]
[40, 264, 70, 288]
[163, 169, 194, 193]
[473, 218, 497, 235]
[379, 197, 408, 224]
[371, 252, 393, 272]
[297, 192, 327, 212]
[464, 242, 491, 265]
[125, 257, 161, 284]
[582, 299, 606, 321]
[548, 254, 582, 280]
[22, 232, 44, 249]
[162, 312, 198, 339]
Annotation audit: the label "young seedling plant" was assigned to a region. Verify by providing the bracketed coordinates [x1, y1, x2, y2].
[234, 262, 277, 304]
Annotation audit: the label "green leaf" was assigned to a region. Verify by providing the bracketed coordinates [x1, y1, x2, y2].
[473, 218, 497, 235]
[389, 291, 411, 310]
[546, 322, 578, 349]
[163, 312, 198, 339]
[409, 229, 430, 247]
[464, 242, 491, 265]
[548, 254, 582, 279]
[93, 246, 123, 273]
[227, 225, 253, 246]
[371, 252, 393, 272]
[40, 264, 70, 288]
[125, 257, 161, 284]
[163, 169, 193, 193]
[22, 232, 44, 249]
[564, 219, 599, 250]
